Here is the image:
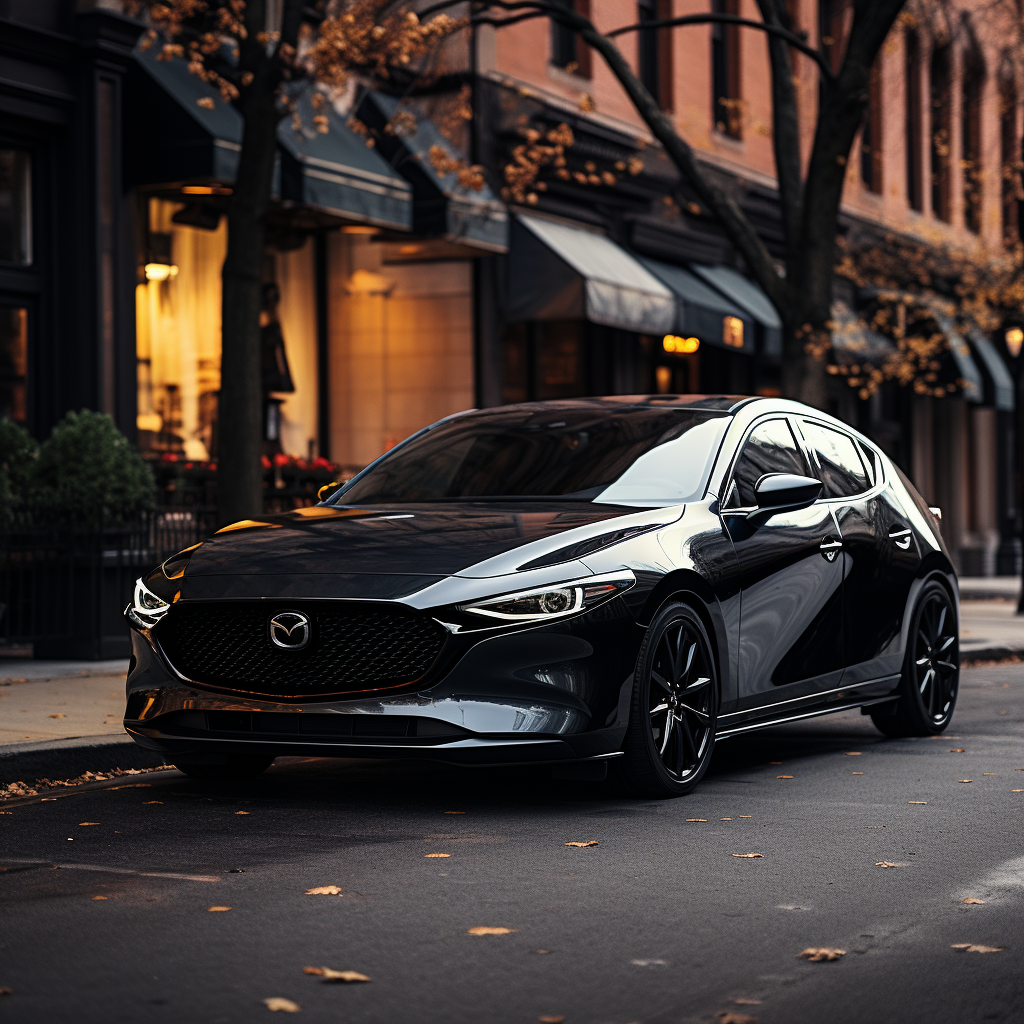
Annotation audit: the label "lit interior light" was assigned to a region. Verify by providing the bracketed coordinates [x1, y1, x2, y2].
[145, 263, 178, 282]
[722, 316, 745, 348]
[136, 412, 162, 433]
[342, 225, 381, 235]
[1005, 327, 1023, 358]
[662, 334, 700, 354]
[180, 185, 232, 195]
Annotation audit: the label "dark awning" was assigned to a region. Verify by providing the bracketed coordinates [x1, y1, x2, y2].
[966, 327, 1014, 411]
[129, 46, 412, 230]
[638, 257, 754, 353]
[508, 214, 675, 334]
[357, 92, 508, 252]
[830, 300, 896, 364]
[689, 264, 783, 357]
[926, 304, 984, 403]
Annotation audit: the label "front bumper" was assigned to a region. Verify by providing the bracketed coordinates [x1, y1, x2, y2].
[124, 598, 643, 766]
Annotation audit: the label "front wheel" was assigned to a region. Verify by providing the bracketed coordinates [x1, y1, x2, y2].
[618, 602, 718, 798]
[173, 755, 276, 781]
[871, 580, 959, 737]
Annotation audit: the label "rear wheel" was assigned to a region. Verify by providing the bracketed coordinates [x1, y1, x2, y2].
[174, 755, 275, 781]
[619, 602, 718, 798]
[871, 580, 958, 737]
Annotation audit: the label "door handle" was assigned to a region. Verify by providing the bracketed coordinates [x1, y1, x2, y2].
[888, 527, 912, 550]
[819, 537, 843, 562]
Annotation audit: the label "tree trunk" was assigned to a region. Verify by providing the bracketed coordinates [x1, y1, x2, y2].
[217, 87, 280, 526]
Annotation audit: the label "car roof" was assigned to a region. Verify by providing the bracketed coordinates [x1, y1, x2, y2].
[462, 395, 760, 416]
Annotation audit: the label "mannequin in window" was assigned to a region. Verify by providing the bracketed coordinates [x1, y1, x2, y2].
[260, 282, 295, 454]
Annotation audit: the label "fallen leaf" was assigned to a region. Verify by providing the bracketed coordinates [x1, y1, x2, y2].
[958, 780, 973, 784]
[962, 898, 985, 905]
[777, 775, 794, 779]
[424, 853, 450, 858]
[717, 1014, 757, 1024]
[875, 861, 900, 868]
[533, 949, 551, 955]
[733, 999, 763, 1005]
[0, 987, 12, 995]
[78, 822, 100, 826]
[263, 997, 301, 1012]
[738, 815, 752, 818]
[950, 749, 965, 753]
[1012, 789, 1024, 793]
[235, 811, 251, 815]
[143, 801, 163, 805]
[852, 772, 864, 775]
[686, 818, 708, 822]
[304, 886, 343, 896]
[731, 853, 764, 858]
[48, 713, 65, 719]
[769, 761, 781, 765]
[564, 841, 598, 847]
[720, 817, 733, 820]
[845, 752, 862, 756]
[303, 967, 370, 983]
[538, 1017, 565, 1023]
[865, 825, 886, 829]
[998, 710, 1008, 714]
[951, 944, 1003, 953]
[467, 926, 516, 935]
[908, 801, 927, 805]
[91, 895, 108, 900]
[630, 959, 668, 966]
[799, 948, 846, 961]
[207, 906, 232, 912]
[982, 773, 997, 776]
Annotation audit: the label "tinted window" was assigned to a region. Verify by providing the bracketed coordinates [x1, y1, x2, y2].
[333, 407, 732, 505]
[858, 440, 879, 485]
[801, 420, 870, 498]
[725, 418, 809, 508]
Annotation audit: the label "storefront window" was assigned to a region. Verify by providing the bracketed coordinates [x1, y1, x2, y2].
[135, 198, 318, 462]
[0, 305, 28, 422]
[0, 150, 32, 266]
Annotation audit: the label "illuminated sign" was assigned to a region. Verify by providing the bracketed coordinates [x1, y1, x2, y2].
[723, 316, 744, 348]
[663, 334, 700, 353]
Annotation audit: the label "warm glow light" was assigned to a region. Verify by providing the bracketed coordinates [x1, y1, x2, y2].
[662, 334, 700, 353]
[144, 263, 178, 282]
[722, 316, 745, 348]
[136, 412, 162, 433]
[1006, 327, 1024, 358]
[342, 225, 381, 235]
[181, 185, 232, 195]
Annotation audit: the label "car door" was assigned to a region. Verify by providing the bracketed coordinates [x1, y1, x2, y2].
[720, 417, 845, 712]
[798, 419, 922, 686]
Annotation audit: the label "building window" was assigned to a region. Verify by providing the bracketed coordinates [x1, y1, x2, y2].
[930, 44, 952, 222]
[1000, 74, 1020, 245]
[961, 49, 984, 234]
[0, 305, 28, 423]
[905, 29, 923, 211]
[638, 0, 673, 111]
[0, 150, 32, 267]
[711, 0, 741, 138]
[550, 0, 591, 77]
[860, 60, 883, 193]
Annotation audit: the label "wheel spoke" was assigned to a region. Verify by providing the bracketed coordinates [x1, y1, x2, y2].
[650, 702, 669, 716]
[677, 714, 696, 770]
[651, 669, 672, 693]
[683, 675, 711, 693]
[671, 719, 687, 774]
[919, 666, 934, 696]
[936, 635, 955, 654]
[935, 604, 947, 640]
[936, 659, 957, 672]
[678, 705, 711, 725]
[659, 710, 675, 755]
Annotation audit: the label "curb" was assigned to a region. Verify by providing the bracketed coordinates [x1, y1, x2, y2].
[961, 644, 1024, 665]
[0, 734, 166, 788]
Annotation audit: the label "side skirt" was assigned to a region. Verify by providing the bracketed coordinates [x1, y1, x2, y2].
[715, 696, 899, 740]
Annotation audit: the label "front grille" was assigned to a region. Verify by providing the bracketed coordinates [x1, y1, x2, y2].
[154, 601, 448, 697]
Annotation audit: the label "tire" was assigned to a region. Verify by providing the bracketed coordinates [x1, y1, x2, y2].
[174, 755, 276, 781]
[618, 601, 719, 798]
[871, 580, 959, 737]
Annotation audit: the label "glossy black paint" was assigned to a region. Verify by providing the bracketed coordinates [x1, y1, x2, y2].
[122, 396, 958, 771]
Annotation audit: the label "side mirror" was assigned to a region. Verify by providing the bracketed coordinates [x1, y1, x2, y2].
[317, 482, 339, 502]
[748, 473, 822, 521]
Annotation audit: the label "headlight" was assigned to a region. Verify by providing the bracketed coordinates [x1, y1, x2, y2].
[460, 572, 635, 622]
[127, 577, 172, 630]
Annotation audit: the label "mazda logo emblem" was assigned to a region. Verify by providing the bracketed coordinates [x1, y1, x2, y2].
[268, 610, 311, 651]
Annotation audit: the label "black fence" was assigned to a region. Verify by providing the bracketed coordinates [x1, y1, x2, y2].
[0, 508, 218, 660]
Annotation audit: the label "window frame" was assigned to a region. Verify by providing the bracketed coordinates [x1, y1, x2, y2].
[793, 416, 885, 502]
[719, 414, 813, 512]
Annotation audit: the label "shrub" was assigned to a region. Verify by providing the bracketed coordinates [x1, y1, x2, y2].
[0, 418, 38, 527]
[33, 411, 155, 528]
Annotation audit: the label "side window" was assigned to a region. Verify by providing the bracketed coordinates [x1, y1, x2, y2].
[801, 420, 870, 498]
[858, 440, 879, 486]
[724, 419, 809, 508]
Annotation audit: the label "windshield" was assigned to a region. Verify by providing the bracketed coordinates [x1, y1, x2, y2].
[331, 407, 732, 506]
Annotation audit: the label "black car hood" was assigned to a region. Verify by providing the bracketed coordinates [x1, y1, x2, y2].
[183, 503, 641, 579]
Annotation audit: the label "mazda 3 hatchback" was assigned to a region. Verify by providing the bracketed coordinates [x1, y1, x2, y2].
[124, 396, 958, 797]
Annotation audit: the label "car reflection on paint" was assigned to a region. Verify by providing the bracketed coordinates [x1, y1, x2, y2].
[124, 395, 958, 797]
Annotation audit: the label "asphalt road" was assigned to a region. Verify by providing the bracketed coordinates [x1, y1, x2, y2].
[1, 664, 1022, 1024]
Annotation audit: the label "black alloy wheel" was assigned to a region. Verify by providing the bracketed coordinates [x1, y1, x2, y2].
[619, 602, 718, 797]
[871, 580, 959, 737]
[173, 755, 276, 781]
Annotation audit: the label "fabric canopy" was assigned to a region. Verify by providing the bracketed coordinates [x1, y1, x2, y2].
[357, 92, 508, 252]
[966, 328, 1015, 411]
[508, 215, 675, 334]
[926, 305, 984, 404]
[638, 257, 754, 353]
[130, 47, 412, 230]
[689, 264, 783, 357]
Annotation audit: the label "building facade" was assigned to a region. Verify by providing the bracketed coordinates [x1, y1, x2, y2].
[2, 0, 1021, 575]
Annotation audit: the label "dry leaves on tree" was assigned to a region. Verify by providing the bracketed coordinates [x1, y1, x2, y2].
[263, 997, 301, 1012]
[799, 948, 846, 961]
[951, 944, 1003, 953]
[467, 926, 516, 936]
[305, 885, 343, 896]
[564, 841, 598, 847]
[304, 967, 371, 982]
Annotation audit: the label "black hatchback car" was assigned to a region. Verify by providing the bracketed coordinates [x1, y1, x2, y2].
[124, 396, 958, 797]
